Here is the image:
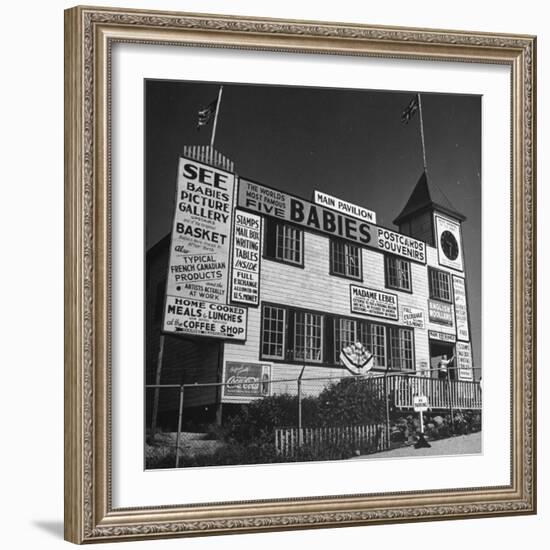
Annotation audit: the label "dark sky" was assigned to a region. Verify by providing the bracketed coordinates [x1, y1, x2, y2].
[145, 80, 481, 369]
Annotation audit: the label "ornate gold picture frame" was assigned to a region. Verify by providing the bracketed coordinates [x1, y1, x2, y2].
[64, 5, 536, 544]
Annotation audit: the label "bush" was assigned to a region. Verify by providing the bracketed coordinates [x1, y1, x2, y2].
[222, 378, 384, 446]
[317, 377, 385, 427]
[221, 394, 320, 445]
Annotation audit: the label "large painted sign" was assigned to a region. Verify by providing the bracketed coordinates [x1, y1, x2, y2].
[230, 210, 262, 306]
[452, 275, 470, 341]
[456, 341, 474, 381]
[435, 214, 463, 271]
[313, 190, 376, 223]
[238, 178, 426, 263]
[164, 296, 247, 340]
[350, 285, 398, 320]
[400, 305, 425, 329]
[163, 157, 247, 340]
[428, 299, 454, 327]
[222, 362, 271, 400]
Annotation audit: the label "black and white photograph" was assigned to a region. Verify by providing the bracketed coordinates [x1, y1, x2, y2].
[144, 80, 482, 469]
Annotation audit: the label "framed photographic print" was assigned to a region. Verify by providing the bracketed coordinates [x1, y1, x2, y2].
[64, 5, 537, 544]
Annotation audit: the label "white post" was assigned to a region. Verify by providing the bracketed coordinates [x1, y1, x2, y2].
[210, 86, 224, 148]
[417, 93, 428, 173]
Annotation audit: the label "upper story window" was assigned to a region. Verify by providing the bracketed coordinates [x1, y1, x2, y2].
[385, 255, 412, 292]
[264, 218, 303, 266]
[429, 267, 452, 302]
[330, 239, 362, 280]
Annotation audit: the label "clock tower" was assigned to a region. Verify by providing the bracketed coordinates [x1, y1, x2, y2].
[393, 170, 466, 271]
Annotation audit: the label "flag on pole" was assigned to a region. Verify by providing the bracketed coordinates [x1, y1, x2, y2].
[401, 95, 419, 125]
[196, 99, 218, 130]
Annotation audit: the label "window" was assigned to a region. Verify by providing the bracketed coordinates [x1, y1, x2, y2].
[264, 218, 303, 265]
[385, 255, 412, 291]
[334, 318, 414, 370]
[334, 318, 367, 364]
[389, 327, 414, 370]
[261, 305, 286, 359]
[366, 323, 387, 368]
[429, 267, 452, 301]
[294, 311, 323, 363]
[261, 304, 415, 370]
[330, 239, 362, 279]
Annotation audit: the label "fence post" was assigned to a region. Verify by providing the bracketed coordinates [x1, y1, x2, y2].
[175, 384, 185, 468]
[297, 364, 307, 447]
[447, 371, 454, 433]
[384, 370, 391, 446]
[151, 334, 165, 432]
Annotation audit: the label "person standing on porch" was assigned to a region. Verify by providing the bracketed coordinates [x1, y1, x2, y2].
[438, 354, 455, 380]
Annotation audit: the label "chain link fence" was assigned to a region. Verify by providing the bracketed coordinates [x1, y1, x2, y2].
[145, 369, 482, 469]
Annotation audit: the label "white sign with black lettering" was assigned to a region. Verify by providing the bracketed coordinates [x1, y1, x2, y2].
[453, 275, 470, 341]
[428, 299, 454, 327]
[164, 157, 244, 339]
[428, 329, 456, 343]
[163, 296, 247, 340]
[231, 210, 262, 306]
[435, 215, 463, 271]
[238, 179, 426, 263]
[350, 285, 398, 320]
[401, 305, 425, 329]
[456, 341, 474, 381]
[313, 190, 376, 223]
[413, 395, 429, 412]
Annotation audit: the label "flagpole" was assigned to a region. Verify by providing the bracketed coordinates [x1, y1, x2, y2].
[417, 92, 428, 173]
[210, 86, 224, 148]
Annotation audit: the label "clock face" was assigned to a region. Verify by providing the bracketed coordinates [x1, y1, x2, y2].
[440, 230, 459, 260]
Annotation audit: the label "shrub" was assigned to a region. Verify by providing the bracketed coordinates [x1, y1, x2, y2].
[317, 377, 385, 427]
[222, 378, 384, 446]
[221, 394, 319, 444]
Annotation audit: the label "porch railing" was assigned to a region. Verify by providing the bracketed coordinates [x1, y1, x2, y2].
[368, 373, 482, 411]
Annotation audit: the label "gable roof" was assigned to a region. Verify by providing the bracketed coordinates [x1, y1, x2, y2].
[393, 171, 466, 225]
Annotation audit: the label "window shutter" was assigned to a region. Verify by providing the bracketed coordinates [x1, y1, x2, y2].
[264, 217, 277, 258]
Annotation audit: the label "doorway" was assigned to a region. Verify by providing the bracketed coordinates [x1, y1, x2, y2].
[429, 341, 456, 380]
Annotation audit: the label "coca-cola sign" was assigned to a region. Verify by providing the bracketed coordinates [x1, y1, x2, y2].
[223, 362, 271, 399]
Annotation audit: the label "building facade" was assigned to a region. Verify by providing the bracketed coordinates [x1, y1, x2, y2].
[146, 146, 477, 426]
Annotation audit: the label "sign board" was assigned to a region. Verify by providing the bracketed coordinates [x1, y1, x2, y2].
[238, 178, 426, 263]
[418, 360, 430, 377]
[456, 341, 474, 381]
[428, 300, 454, 327]
[163, 157, 248, 339]
[164, 296, 247, 340]
[428, 329, 456, 343]
[350, 285, 398, 320]
[401, 305, 425, 329]
[435, 214, 463, 271]
[313, 190, 376, 223]
[413, 395, 429, 412]
[223, 362, 271, 400]
[230, 210, 262, 306]
[452, 275, 470, 341]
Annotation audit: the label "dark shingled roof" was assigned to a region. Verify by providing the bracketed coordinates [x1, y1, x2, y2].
[393, 171, 466, 225]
